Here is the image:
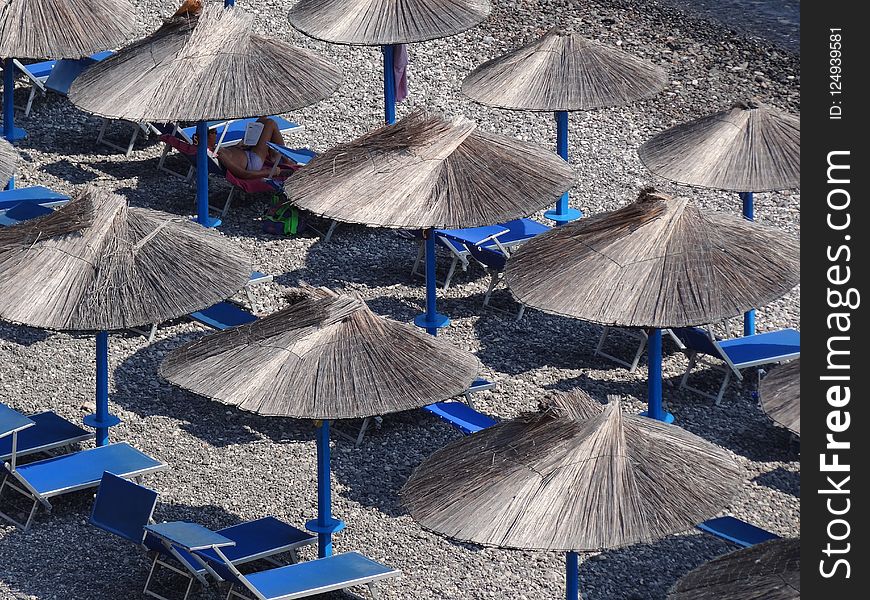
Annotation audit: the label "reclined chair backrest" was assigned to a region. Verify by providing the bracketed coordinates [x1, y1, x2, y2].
[90, 472, 159, 545]
[670, 326, 719, 357]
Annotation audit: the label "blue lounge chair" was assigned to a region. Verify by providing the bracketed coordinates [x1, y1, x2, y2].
[0, 185, 69, 211]
[1, 405, 91, 463]
[670, 326, 801, 404]
[697, 516, 781, 548]
[91, 473, 315, 600]
[44, 51, 114, 95]
[190, 301, 258, 331]
[0, 438, 167, 531]
[412, 218, 550, 291]
[172, 521, 399, 600]
[9, 59, 53, 115]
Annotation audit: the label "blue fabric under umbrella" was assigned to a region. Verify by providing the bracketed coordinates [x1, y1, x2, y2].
[68, 3, 341, 227]
[638, 101, 800, 335]
[159, 287, 480, 557]
[505, 188, 799, 423]
[462, 28, 668, 224]
[283, 111, 573, 336]
[402, 392, 743, 600]
[1, 0, 136, 187]
[288, 0, 492, 125]
[0, 189, 251, 446]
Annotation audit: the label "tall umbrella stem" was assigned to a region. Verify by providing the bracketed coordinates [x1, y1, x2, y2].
[740, 191, 756, 336]
[565, 552, 580, 600]
[383, 45, 397, 125]
[306, 420, 345, 558]
[3, 58, 27, 167]
[413, 229, 450, 336]
[83, 331, 121, 446]
[544, 111, 581, 224]
[195, 121, 220, 228]
[641, 328, 674, 423]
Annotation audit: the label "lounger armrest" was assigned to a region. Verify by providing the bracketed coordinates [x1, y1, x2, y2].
[145, 521, 236, 552]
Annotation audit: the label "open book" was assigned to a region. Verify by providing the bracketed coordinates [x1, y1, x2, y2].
[242, 121, 264, 146]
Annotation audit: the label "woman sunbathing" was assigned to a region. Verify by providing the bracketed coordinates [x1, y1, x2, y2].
[203, 117, 298, 180]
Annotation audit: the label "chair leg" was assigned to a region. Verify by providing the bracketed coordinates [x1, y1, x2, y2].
[679, 354, 698, 390]
[25, 87, 37, 116]
[482, 271, 500, 307]
[515, 304, 525, 321]
[411, 242, 424, 277]
[628, 334, 647, 373]
[355, 417, 371, 447]
[125, 124, 141, 157]
[147, 324, 158, 343]
[442, 256, 459, 290]
[367, 582, 380, 599]
[321, 221, 337, 243]
[715, 370, 732, 406]
[96, 118, 109, 147]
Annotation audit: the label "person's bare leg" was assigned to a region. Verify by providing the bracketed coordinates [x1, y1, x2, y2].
[252, 117, 287, 164]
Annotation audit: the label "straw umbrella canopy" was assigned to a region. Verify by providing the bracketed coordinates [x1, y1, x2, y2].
[638, 101, 800, 194]
[462, 28, 667, 222]
[402, 393, 743, 599]
[1, 0, 136, 143]
[288, 0, 492, 123]
[160, 286, 479, 556]
[0, 137, 16, 188]
[283, 110, 574, 334]
[638, 100, 799, 336]
[0, 188, 251, 444]
[758, 359, 799, 435]
[68, 2, 342, 226]
[505, 188, 800, 420]
[667, 538, 800, 600]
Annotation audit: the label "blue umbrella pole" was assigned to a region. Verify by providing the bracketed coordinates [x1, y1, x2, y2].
[224, 0, 234, 6]
[3, 58, 27, 168]
[566, 552, 580, 600]
[544, 111, 581, 224]
[305, 420, 346, 558]
[382, 45, 397, 125]
[740, 191, 756, 336]
[640, 328, 674, 423]
[83, 331, 121, 446]
[413, 229, 450, 336]
[195, 121, 220, 228]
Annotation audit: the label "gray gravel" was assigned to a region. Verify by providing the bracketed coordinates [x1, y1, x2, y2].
[1, 1, 799, 599]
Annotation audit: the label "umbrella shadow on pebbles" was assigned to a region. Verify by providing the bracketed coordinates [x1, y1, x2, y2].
[578, 534, 737, 600]
[753, 466, 800, 498]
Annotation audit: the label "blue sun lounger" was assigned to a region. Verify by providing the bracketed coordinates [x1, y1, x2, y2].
[91, 473, 315, 600]
[697, 516, 781, 548]
[670, 326, 800, 404]
[0, 184, 69, 210]
[0, 434, 167, 531]
[412, 219, 550, 291]
[422, 379, 498, 435]
[0, 405, 91, 463]
[175, 522, 399, 600]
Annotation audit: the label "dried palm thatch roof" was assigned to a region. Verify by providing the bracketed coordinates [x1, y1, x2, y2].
[68, 4, 342, 122]
[283, 110, 574, 229]
[160, 287, 480, 420]
[668, 538, 800, 600]
[402, 396, 741, 551]
[287, 0, 491, 45]
[462, 28, 667, 112]
[0, 138, 16, 188]
[759, 359, 800, 435]
[638, 101, 800, 192]
[0, 188, 250, 331]
[505, 188, 800, 328]
[0, 0, 135, 60]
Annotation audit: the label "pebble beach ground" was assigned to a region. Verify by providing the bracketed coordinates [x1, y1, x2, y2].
[1, 1, 799, 599]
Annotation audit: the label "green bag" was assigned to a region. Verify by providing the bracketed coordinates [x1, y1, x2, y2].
[263, 196, 305, 236]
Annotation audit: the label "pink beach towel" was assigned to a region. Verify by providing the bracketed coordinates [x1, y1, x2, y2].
[394, 44, 409, 102]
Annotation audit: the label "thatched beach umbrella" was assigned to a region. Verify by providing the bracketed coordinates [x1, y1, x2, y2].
[160, 286, 479, 557]
[288, 0, 492, 124]
[69, 2, 342, 227]
[0, 188, 250, 445]
[667, 538, 800, 600]
[505, 188, 799, 421]
[462, 28, 667, 223]
[759, 359, 799, 435]
[638, 101, 800, 335]
[402, 394, 743, 600]
[0, 137, 16, 188]
[283, 110, 574, 334]
[0, 0, 135, 145]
